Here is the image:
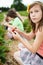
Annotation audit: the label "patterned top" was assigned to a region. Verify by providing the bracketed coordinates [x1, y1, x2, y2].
[9, 17, 24, 31]
[37, 41, 43, 57]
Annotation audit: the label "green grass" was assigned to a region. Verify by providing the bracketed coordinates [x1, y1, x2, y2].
[23, 19, 32, 32]
[18, 11, 28, 16]
[0, 12, 4, 22]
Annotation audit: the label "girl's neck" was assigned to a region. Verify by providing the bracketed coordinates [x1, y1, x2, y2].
[35, 23, 39, 32]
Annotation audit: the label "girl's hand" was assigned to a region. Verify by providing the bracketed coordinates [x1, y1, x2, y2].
[10, 31, 21, 40]
[4, 22, 17, 31]
[3, 22, 9, 26]
[15, 28, 21, 34]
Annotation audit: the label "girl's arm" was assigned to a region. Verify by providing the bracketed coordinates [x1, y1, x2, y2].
[15, 29, 35, 40]
[3, 22, 35, 40]
[11, 30, 43, 53]
[3, 22, 16, 31]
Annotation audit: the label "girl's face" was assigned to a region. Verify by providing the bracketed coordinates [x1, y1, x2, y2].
[30, 4, 42, 24]
[6, 16, 13, 22]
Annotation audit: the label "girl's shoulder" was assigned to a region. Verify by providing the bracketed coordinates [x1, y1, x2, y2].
[14, 17, 20, 20]
[14, 17, 22, 22]
[38, 26, 43, 33]
[36, 26, 43, 38]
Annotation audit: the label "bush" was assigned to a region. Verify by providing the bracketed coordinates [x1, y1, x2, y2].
[19, 11, 28, 16]
[0, 13, 4, 22]
[0, 25, 9, 63]
[23, 19, 32, 32]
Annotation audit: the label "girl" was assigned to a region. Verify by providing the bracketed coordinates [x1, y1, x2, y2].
[5, 8, 24, 31]
[9, 1, 43, 65]
[3, 8, 25, 65]
[4, 8, 24, 38]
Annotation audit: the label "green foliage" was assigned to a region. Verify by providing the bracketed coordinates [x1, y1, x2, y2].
[0, 25, 5, 37]
[0, 13, 4, 22]
[11, 0, 27, 11]
[23, 19, 32, 32]
[19, 11, 28, 16]
[0, 7, 9, 12]
[0, 25, 9, 63]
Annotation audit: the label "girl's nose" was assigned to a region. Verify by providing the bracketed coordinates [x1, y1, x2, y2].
[32, 12, 35, 17]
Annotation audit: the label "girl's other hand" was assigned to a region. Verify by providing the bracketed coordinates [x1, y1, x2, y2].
[3, 22, 9, 26]
[11, 31, 21, 40]
[15, 28, 20, 33]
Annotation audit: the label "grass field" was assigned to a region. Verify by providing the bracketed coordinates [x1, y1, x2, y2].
[19, 11, 28, 16]
[0, 12, 4, 22]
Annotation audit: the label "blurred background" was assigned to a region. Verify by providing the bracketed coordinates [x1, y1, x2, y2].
[0, 0, 43, 65]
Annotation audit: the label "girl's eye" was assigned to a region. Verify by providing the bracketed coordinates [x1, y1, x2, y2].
[35, 10, 39, 12]
[30, 10, 39, 14]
